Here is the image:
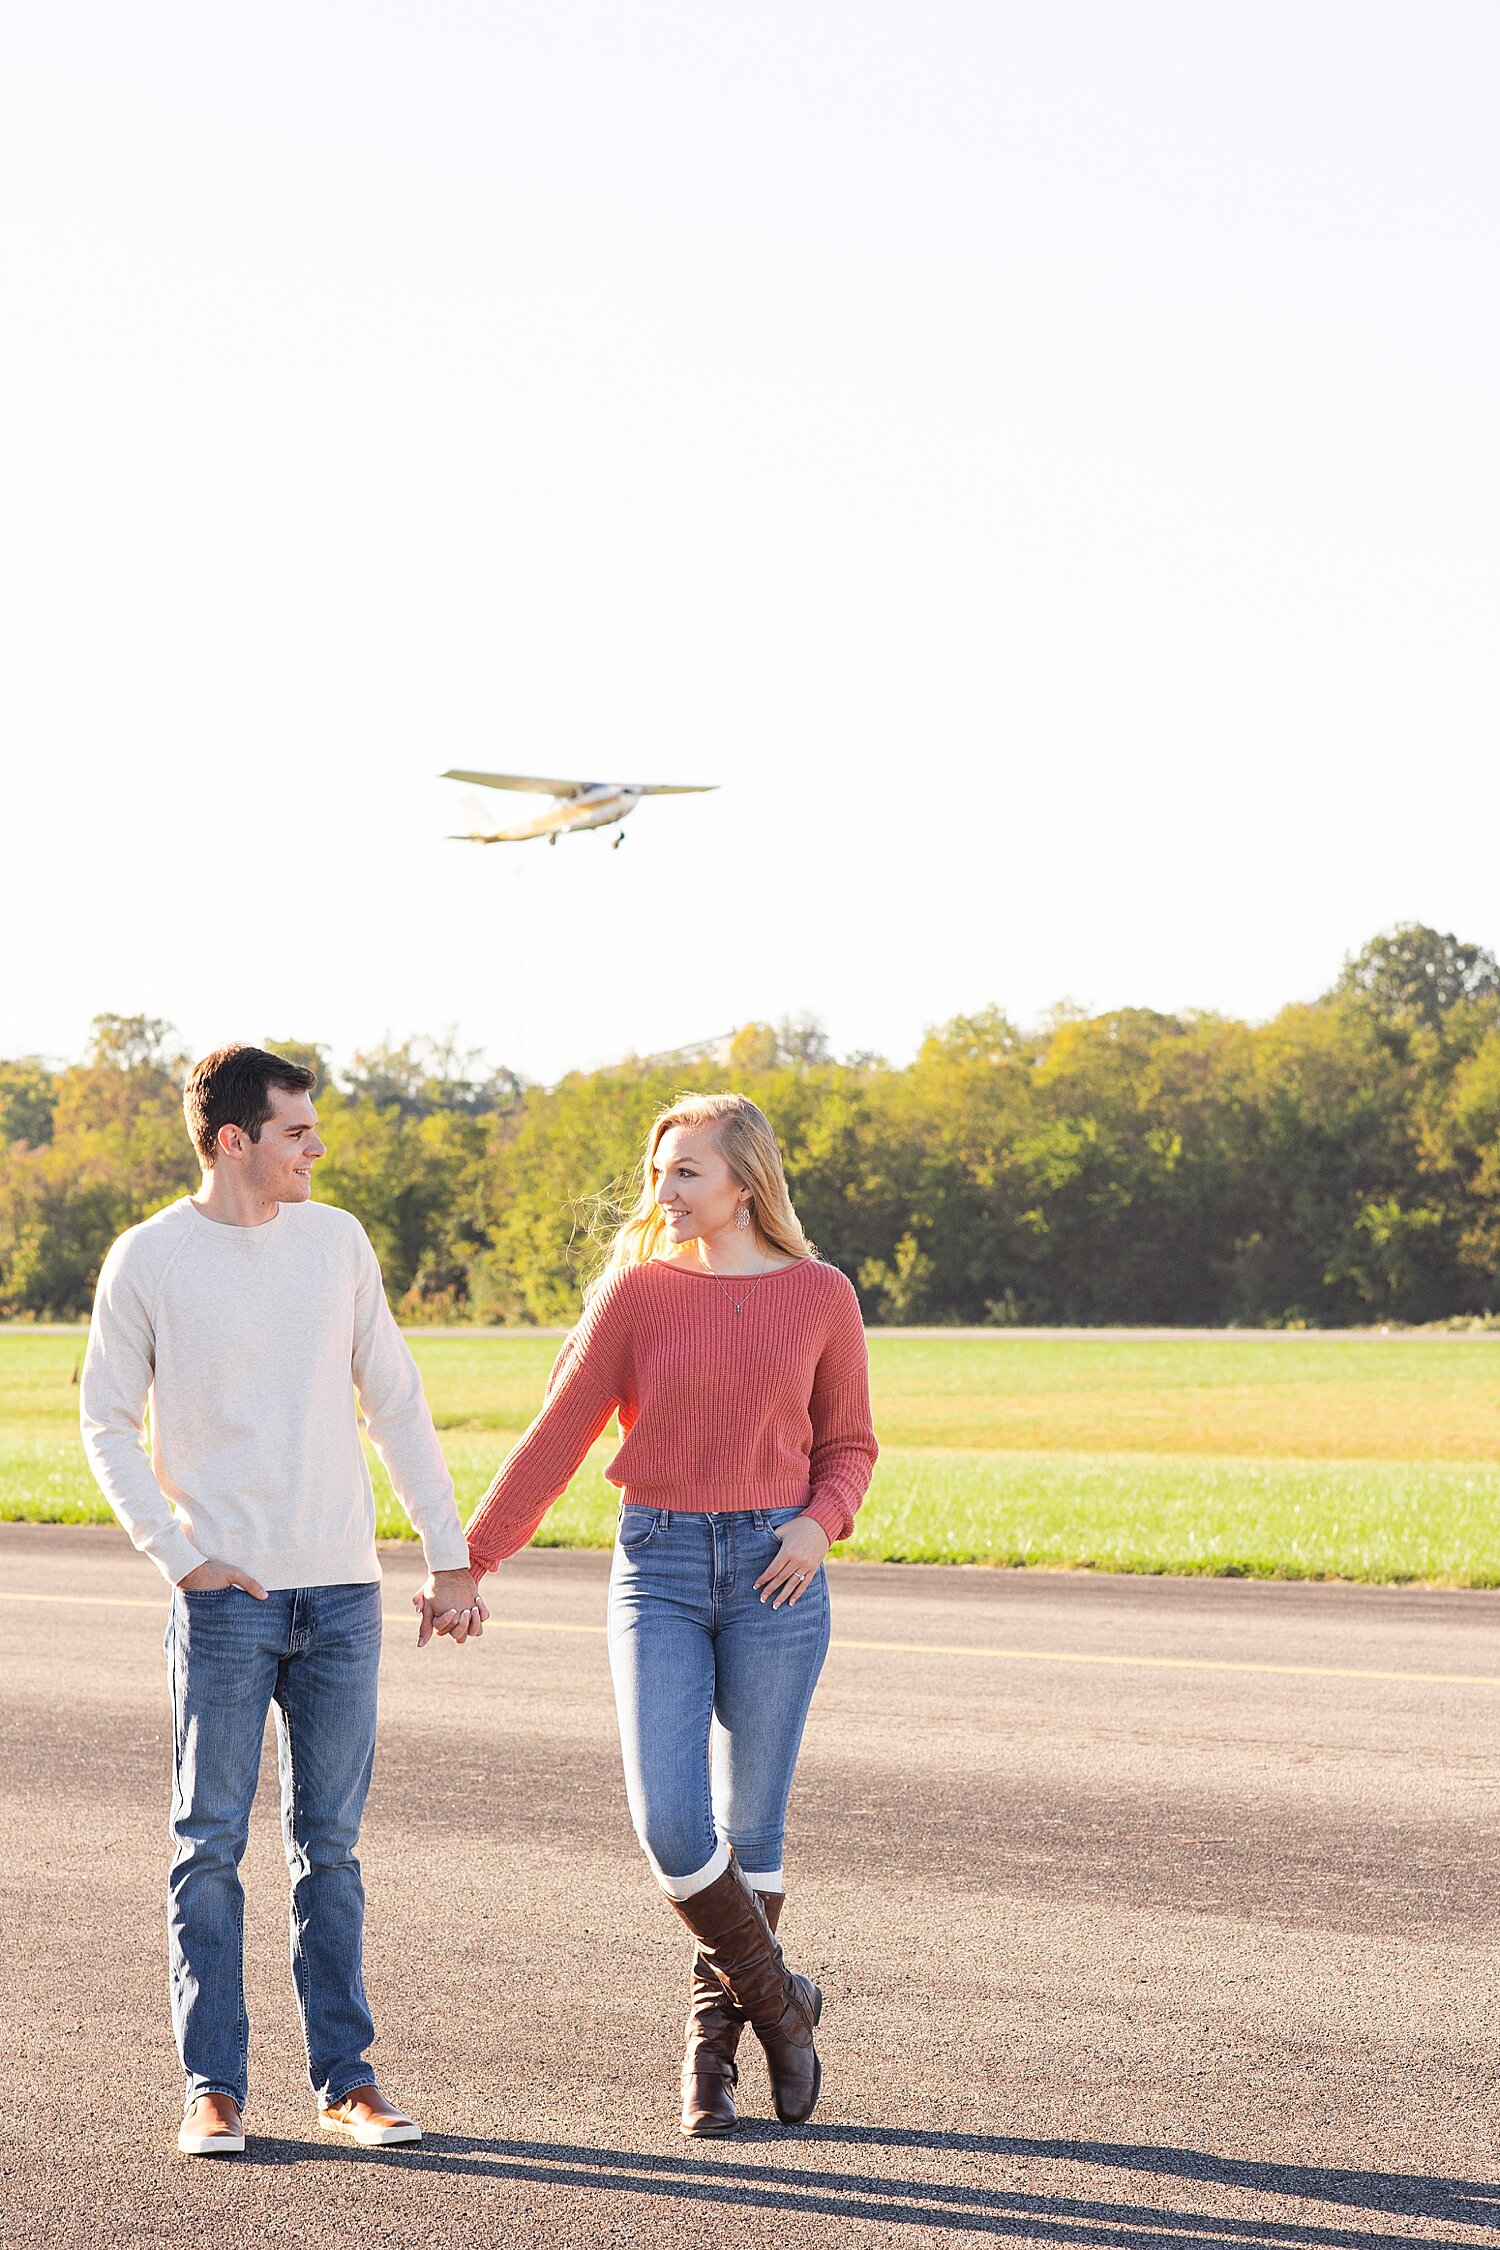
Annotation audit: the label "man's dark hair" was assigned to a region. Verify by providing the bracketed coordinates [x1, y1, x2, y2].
[184, 1044, 318, 1167]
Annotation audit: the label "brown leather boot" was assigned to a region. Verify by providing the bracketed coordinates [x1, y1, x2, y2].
[668, 1861, 821, 2126]
[680, 1890, 784, 2136]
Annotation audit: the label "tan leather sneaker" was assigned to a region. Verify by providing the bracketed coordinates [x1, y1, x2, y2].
[317, 2082, 421, 2147]
[178, 2093, 245, 2155]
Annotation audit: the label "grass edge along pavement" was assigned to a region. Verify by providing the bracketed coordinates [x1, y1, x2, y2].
[2, 1327, 1498, 1588]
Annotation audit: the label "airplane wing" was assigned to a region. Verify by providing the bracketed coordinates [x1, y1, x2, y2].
[634, 783, 718, 795]
[441, 769, 597, 800]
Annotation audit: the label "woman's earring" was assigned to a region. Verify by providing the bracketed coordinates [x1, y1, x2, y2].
[735, 1203, 751, 1231]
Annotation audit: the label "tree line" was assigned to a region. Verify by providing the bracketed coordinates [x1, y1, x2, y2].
[3, 923, 1498, 1329]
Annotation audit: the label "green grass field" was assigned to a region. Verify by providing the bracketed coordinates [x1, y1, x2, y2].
[3, 1329, 1498, 1584]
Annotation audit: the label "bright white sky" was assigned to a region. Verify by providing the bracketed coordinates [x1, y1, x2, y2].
[3, 4, 1496, 1083]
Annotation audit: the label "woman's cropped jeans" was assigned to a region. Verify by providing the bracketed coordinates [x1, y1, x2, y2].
[163, 1580, 383, 2114]
[606, 1506, 831, 1894]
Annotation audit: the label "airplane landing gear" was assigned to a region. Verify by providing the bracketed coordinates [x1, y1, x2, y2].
[612, 831, 626, 849]
[548, 830, 559, 846]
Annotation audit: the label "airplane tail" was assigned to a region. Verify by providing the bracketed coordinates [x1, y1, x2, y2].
[451, 792, 561, 843]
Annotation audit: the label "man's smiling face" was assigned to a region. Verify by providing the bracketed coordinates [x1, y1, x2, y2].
[229, 1084, 326, 1202]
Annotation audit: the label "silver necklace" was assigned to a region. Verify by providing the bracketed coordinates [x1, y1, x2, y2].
[709, 1258, 777, 1315]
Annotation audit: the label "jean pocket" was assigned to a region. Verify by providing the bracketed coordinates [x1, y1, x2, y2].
[181, 1585, 237, 1600]
[616, 1508, 662, 1552]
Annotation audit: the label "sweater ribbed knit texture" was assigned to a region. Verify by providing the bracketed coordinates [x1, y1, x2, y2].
[465, 1257, 878, 1570]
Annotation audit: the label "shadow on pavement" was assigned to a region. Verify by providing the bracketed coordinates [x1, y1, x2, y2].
[231, 2128, 1500, 2245]
[815, 2132, 1500, 2229]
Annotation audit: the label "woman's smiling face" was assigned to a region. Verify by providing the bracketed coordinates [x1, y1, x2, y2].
[653, 1124, 749, 1246]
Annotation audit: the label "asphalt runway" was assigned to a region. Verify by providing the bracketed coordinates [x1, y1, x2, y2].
[3, 1523, 1500, 2249]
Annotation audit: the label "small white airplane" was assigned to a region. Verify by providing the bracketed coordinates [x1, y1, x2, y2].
[441, 769, 717, 848]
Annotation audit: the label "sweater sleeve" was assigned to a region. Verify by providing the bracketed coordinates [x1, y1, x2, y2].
[80, 1235, 207, 1587]
[350, 1226, 472, 1574]
[465, 1278, 630, 1573]
[800, 1277, 879, 1549]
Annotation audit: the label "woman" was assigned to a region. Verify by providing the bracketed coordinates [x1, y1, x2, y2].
[464, 1092, 877, 2135]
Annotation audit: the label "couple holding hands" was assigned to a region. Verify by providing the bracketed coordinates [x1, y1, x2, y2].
[80, 1045, 877, 2156]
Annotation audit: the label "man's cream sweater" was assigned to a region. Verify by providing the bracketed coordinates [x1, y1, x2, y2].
[80, 1196, 470, 1589]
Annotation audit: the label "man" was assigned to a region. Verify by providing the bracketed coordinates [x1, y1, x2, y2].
[80, 1042, 485, 2158]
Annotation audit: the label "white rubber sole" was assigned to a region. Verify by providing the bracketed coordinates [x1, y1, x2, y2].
[178, 2128, 245, 2156]
[317, 2113, 421, 2147]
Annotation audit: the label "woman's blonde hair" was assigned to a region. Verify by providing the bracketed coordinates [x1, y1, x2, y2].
[596, 1092, 815, 1285]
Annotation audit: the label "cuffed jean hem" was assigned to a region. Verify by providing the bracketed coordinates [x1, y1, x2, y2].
[321, 2069, 378, 2110]
[739, 1866, 784, 1892]
[183, 2082, 245, 2114]
[652, 1842, 731, 1901]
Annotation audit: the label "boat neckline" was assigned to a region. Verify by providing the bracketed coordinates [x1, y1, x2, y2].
[648, 1255, 815, 1281]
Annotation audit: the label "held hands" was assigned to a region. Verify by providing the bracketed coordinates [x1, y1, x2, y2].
[413, 1567, 489, 1649]
[179, 1560, 268, 1598]
[753, 1515, 831, 1609]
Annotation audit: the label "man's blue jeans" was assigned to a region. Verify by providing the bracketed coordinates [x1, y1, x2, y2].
[606, 1507, 832, 1890]
[163, 1581, 383, 2113]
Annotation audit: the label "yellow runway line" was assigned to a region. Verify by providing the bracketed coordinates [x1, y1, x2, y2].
[826, 1633, 1500, 1687]
[5, 1591, 162, 1611]
[2, 1588, 1499, 1688]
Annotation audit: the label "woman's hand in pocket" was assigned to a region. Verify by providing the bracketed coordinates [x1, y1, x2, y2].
[754, 1515, 831, 1609]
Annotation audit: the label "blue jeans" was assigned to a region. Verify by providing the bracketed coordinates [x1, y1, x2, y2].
[606, 1507, 832, 1889]
[163, 1581, 383, 2112]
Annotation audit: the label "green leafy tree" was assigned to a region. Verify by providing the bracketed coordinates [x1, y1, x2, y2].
[3, 927, 1497, 1325]
[344, 1034, 522, 1119]
[1335, 923, 1500, 1038]
[0, 1060, 58, 1148]
[86, 1014, 188, 1076]
[0, 1025, 196, 1318]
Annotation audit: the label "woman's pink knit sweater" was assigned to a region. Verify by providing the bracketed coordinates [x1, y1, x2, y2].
[465, 1257, 878, 1572]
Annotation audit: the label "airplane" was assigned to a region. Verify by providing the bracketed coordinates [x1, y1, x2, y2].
[441, 769, 717, 848]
